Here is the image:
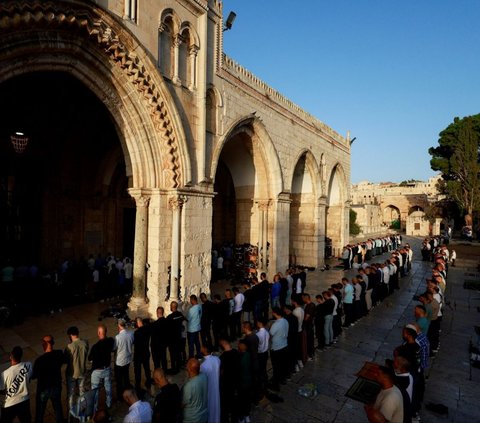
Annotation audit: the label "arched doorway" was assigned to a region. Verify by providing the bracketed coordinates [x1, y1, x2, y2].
[0, 71, 133, 268]
[0, 1, 189, 316]
[383, 205, 401, 229]
[289, 152, 317, 267]
[212, 122, 271, 280]
[326, 165, 347, 254]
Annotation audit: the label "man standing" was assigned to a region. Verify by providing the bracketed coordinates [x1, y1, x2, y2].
[256, 318, 270, 397]
[150, 307, 169, 372]
[32, 335, 65, 423]
[133, 317, 151, 391]
[122, 388, 152, 423]
[0, 346, 33, 423]
[232, 287, 245, 339]
[199, 293, 213, 349]
[88, 324, 115, 410]
[152, 368, 181, 423]
[167, 301, 184, 374]
[182, 358, 208, 423]
[302, 293, 316, 360]
[114, 319, 134, 400]
[200, 344, 221, 423]
[219, 338, 240, 423]
[65, 326, 89, 412]
[364, 366, 404, 423]
[269, 307, 289, 391]
[187, 295, 202, 359]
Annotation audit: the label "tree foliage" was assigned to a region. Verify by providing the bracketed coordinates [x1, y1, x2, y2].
[429, 114, 480, 216]
[349, 209, 361, 235]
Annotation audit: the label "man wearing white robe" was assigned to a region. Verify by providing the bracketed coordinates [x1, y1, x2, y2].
[200, 345, 221, 423]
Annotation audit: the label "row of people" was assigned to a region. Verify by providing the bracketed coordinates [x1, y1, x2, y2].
[364, 243, 449, 423]
[341, 234, 404, 270]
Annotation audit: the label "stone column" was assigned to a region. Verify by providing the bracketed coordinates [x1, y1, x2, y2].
[128, 189, 150, 316]
[257, 200, 270, 274]
[172, 35, 182, 86]
[316, 196, 328, 266]
[168, 195, 186, 302]
[188, 45, 198, 90]
[271, 193, 291, 274]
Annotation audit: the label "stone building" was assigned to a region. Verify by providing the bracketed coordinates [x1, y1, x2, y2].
[0, 0, 350, 316]
[351, 176, 443, 237]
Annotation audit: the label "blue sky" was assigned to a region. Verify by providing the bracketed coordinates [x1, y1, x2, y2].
[222, 0, 480, 183]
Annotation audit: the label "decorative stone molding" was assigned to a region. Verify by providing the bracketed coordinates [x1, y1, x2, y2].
[221, 54, 347, 149]
[256, 200, 270, 211]
[0, 0, 182, 188]
[168, 195, 188, 210]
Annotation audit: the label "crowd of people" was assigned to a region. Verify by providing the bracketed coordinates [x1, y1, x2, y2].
[0, 253, 134, 321]
[364, 235, 450, 423]
[0, 235, 454, 423]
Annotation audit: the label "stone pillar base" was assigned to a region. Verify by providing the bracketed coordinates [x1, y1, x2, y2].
[127, 296, 150, 319]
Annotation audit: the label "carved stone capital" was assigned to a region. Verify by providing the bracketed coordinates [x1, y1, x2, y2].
[256, 200, 270, 211]
[128, 189, 150, 208]
[173, 34, 183, 48]
[158, 22, 167, 33]
[168, 195, 188, 210]
[189, 45, 199, 57]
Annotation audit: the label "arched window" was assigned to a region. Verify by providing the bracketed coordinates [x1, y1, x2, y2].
[158, 16, 175, 79]
[179, 24, 199, 90]
[178, 29, 189, 86]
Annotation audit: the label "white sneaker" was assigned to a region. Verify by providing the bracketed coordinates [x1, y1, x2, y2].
[298, 360, 304, 368]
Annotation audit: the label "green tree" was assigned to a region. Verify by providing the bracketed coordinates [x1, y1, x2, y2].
[429, 114, 480, 217]
[349, 209, 361, 235]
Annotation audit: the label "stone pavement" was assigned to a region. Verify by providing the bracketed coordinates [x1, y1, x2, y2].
[1, 236, 479, 422]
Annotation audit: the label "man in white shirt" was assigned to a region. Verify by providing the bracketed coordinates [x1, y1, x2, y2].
[232, 286, 245, 339]
[291, 296, 305, 371]
[114, 319, 134, 400]
[0, 346, 33, 423]
[123, 388, 152, 423]
[365, 365, 404, 423]
[256, 318, 270, 395]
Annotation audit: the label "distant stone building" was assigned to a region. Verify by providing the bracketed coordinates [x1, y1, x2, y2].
[351, 176, 444, 237]
[0, 0, 350, 316]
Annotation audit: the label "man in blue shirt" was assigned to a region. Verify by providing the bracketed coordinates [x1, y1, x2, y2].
[269, 307, 289, 391]
[114, 319, 134, 400]
[182, 358, 208, 423]
[187, 295, 202, 359]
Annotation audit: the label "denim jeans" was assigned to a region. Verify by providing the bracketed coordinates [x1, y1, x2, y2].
[324, 314, 333, 345]
[91, 367, 112, 409]
[187, 331, 201, 358]
[67, 376, 85, 412]
[35, 387, 63, 423]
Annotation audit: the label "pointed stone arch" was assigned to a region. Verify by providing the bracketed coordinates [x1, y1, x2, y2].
[288, 149, 323, 267]
[0, 0, 191, 189]
[210, 115, 283, 197]
[210, 115, 283, 274]
[326, 163, 349, 253]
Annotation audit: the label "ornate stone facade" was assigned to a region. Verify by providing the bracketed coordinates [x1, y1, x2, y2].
[0, 0, 350, 316]
[351, 176, 444, 237]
